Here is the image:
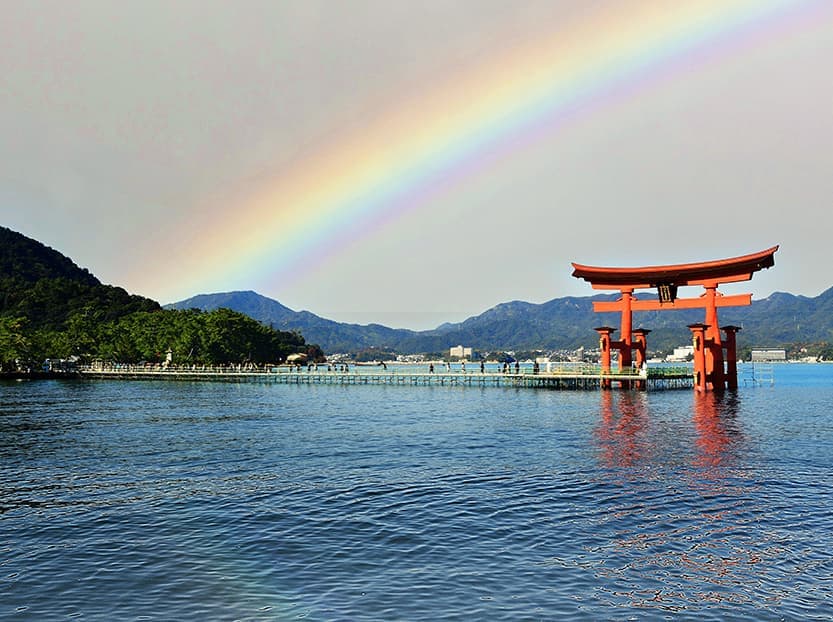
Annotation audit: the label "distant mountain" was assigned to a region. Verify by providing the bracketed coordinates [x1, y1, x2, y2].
[166, 291, 419, 353]
[166, 287, 833, 354]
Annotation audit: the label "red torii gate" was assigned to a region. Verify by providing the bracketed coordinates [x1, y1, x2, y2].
[571, 246, 778, 391]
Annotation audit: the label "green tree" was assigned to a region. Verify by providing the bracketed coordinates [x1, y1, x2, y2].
[61, 307, 102, 360]
[0, 316, 30, 369]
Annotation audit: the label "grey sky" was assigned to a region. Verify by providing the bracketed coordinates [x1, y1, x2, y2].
[2, 1, 832, 329]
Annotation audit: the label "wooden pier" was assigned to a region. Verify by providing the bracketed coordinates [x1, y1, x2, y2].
[77, 365, 694, 391]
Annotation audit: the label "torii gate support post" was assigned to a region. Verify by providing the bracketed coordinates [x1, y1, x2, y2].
[617, 289, 634, 389]
[618, 289, 633, 373]
[722, 325, 741, 390]
[703, 284, 725, 391]
[632, 328, 651, 390]
[595, 326, 616, 389]
[689, 323, 708, 392]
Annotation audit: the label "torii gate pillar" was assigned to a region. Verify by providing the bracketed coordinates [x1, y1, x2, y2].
[722, 325, 741, 390]
[617, 289, 633, 372]
[688, 323, 709, 392]
[594, 326, 616, 389]
[632, 328, 651, 390]
[703, 285, 725, 391]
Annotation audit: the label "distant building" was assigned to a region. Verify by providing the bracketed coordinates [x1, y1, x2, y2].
[666, 345, 694, 362]
[449, 345, 472, 359]
[750, 349, 786, 362]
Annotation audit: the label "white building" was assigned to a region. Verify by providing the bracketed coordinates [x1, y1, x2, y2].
[449, 345, 473, 359]
[750, 349, 786, 362]
[666, 345, 694, 362]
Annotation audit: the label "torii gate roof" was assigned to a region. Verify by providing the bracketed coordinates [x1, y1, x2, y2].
[571, 245, 778, 289]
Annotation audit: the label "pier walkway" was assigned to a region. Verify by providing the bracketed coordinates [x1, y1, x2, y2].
[78, 364, 694, 391]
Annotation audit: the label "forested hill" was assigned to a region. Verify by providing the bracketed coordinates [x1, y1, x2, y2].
[0, 226, 321, 367]
[1, 225, 100, 285]
[0, 226, 160, 330]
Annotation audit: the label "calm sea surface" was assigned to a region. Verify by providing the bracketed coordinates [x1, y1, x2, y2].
[2, 364, 833, 620]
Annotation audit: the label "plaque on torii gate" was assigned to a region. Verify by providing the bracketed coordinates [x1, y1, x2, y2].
[571, 246, 778, 391]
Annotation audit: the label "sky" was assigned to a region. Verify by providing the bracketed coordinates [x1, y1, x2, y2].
[2, 0, 832, 330]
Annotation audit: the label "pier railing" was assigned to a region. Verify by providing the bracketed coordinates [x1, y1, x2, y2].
[77, 361, 694, 390]
[81, 362, 649, 376]
[647, 365, 693, 378]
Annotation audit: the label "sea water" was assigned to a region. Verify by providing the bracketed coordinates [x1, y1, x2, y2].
[2, 364, 832, 620]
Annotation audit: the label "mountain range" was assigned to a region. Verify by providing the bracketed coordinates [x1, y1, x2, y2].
[166, 287, 833, 355]
[5, 222, 829, 358]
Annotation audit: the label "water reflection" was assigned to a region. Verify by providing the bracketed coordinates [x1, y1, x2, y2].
[590, 391, 780, 614]
[692, 391, 744, 473]
[594, 389, 745, 473]
[595, 390, 652, 469]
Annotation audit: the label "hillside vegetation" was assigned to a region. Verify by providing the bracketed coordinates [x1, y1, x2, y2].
[0, 227, 321, 368]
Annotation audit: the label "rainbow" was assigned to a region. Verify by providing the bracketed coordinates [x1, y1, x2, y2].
[131, 0, 823, 303]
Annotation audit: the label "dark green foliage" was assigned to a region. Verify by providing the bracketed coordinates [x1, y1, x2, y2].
[0, 227, 319, 367]
[0, 226, 160, 332]
[0, 226, 99, 285]
[0, 276, 161, 331]
[0, 316, 29, 363]
[88, 307, 309, 364]
[1, 306, 310, 365]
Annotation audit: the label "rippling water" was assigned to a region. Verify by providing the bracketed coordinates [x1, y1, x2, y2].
[2, 365, 833, 620]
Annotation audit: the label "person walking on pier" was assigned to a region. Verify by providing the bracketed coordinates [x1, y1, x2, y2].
[480, 361, 485, 374]
[429, 363, 434, 374]
[515, 361, 520, 374]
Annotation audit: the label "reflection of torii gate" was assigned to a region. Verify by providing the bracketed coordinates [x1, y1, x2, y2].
[571, 246, 778, 391]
